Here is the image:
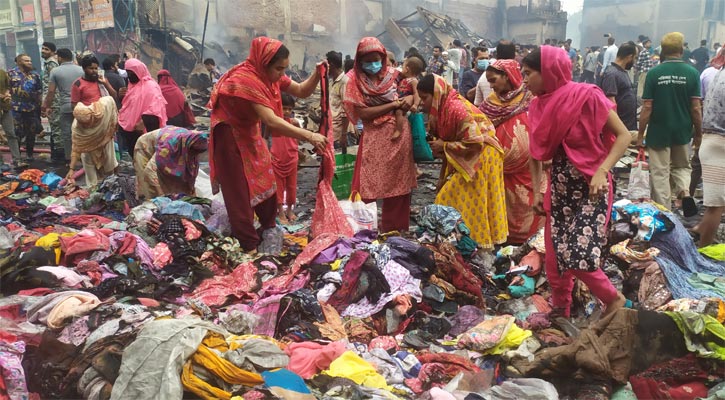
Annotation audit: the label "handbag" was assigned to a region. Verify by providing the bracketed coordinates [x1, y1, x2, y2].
[338, 192, 378, 233]
[628, 148, 650, 200]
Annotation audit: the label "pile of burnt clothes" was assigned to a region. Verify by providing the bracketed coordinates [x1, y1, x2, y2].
[0, 170, 724, 400]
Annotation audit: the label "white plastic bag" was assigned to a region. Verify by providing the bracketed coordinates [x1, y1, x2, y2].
[628, 149, 650, 200]
[194, 169, 214, 199]
[338, 193, 378, 233]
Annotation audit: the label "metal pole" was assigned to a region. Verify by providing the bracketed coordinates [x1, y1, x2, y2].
[200, 0, 209, 61]
[162, 0, 168, 67]
[68, 0, 78, 52]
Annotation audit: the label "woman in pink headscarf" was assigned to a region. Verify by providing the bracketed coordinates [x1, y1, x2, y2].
[523, 46, 632, 318]
[118, 58, 168, 159]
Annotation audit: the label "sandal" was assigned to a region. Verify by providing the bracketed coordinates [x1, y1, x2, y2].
[681, 196, 698, 218]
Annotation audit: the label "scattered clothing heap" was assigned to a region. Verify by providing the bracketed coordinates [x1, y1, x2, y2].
[0, 171, 722, 400]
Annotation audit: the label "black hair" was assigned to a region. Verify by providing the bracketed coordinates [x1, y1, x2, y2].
[109, 54, 121, 63]
[486, 64, 506, 76]
[453, 39, 462, 47]
[496, 41, 516, 60]
[607, 37, 616, 45]
[102, 57, 116, 70]
[326, 51, 343, 69]
[42, 42, 56, 52]
[203, 58, 215, 66]
[57, 48, 73, 61]
[701, 39, 707, 46]
[281, 93, 295, 107]
[81, 54, 99, 69]
[268, 45, 290, 66]
[522, 47, 541, 72]
[344, 58, 354, 73]
[433, 45, 443, 52]
[417, 73, 435, 95]
[617, 43, 638, 59]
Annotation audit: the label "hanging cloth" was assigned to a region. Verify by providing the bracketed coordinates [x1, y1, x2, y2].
[310, 63, 354, 238]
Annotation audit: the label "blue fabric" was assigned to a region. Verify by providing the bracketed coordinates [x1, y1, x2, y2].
[41, 172, 62, 190]
[612, 202, 675, 240]
[261, 369, 311, 393]
[409, 112, 433, 162]
[650, 212, 725, 300]
[151, 197, 205, 221]
[416, 205, 462, 236]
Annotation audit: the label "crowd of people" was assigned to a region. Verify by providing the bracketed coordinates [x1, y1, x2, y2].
[0, 29, 721, 319]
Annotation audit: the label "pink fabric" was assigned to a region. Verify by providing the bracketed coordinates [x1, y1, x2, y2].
[260, 233, 339, 296]
[59, 229, 110, 265]
[271, 118, 299, 178]
[152, 243, 173, 268]
[118, 59, 168, 131]
[188, 262, 260, 307]
[527, 46, 615, 178]
[182, 220, 202, 240]
[545, 252, 618, 317]
[311, 63, 354, 239]
[285, 341, 347, 379]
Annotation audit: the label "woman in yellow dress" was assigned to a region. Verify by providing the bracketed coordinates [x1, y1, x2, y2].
[417, 74, 508, 249]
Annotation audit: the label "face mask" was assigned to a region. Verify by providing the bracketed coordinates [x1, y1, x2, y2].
[477, 60, 490, 71]
[362, 61, 383, 75]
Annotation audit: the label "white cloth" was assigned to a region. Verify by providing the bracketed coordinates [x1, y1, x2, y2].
[474, 73, 493, 106]
[701, 66, 719, 100]
[81, 140, 118, 187]
[446, 48, 462, 71]
[443, 60, 457, 85]
[701, 133, 725, 207]
[603, 45, 619, 73]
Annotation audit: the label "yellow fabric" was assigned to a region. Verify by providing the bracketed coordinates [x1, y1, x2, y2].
[227, 334, 282, 351]
[330, 259, 343, 271]
[181, 334, 265, 400]
[485, 323, 532, 355]
[699, 244, 725, 261]
[436, 148, 508, 249]
[181, 361, 231, 400]
[284, 235, 308, 248]
[72, 96, 119, 169]
[36, 232, 76, 264]
[323, 351, 391, 390]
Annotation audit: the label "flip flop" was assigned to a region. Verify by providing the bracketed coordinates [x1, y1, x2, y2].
[681, 196, 698, 218]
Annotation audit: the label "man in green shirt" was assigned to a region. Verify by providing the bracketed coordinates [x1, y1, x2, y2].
[0, 69, 21, 166]
[638, 32, 703, 216]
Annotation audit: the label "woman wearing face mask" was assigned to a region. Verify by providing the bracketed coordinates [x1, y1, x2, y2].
[524, 46, 632, 319]
[479, 59, 543, 244]
[416, 74, 508, 250]
[118, 59, 168, 159]
[343, 37, 417, 233]
[209, 36, 327, 251]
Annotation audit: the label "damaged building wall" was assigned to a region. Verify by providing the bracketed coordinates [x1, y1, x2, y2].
[580, 0, 725, 48]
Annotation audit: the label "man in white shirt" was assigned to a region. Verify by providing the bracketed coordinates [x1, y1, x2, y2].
[602, 36, 618, 74]
[446, 41, 463, 87]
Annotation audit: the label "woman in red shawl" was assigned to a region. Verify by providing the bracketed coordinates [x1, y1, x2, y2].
[417, 74, 508, 249]
[343, 37, 417, 233]
[158, 69, 196, 128]
[209, 36, 327, 251]
[524, 46, 631, 318]
[479, 59, 543, 244]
